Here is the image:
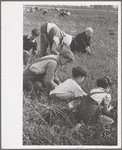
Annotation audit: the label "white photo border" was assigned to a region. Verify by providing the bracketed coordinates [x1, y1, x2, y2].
[1, 1, 121, 149]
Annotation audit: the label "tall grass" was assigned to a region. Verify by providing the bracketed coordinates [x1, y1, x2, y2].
[23, 90, 117, 145]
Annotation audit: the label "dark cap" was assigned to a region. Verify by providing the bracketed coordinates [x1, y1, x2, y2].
[31, 28, 40, 36]
[60, 49, 74, 62]
[72, 66, 87, 78]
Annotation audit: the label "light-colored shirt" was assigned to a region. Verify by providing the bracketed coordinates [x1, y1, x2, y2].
[47, 23, 64, 46]
[47, 23, 57, 34]
[50, 78, 86, 100]
[90, 87, 111, 105]
[30, 55, 58, 74]
[29, 55, 60, 89]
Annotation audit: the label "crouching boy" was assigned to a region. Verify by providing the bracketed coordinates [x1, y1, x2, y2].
[50, 66, 87, 100]
[74, 77, 114, 131]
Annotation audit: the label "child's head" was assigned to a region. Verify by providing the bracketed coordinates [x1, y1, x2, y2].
[96, 77, 112, 91]
[72, 66, 87, 84]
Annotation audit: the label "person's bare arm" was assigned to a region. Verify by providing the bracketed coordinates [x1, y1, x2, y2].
[45, 62, 58, 89]
[102, 96, 113, 114]
[103, 104, 113, 114]
[51, 41, 59, 55]
[54, 71, 61, 85]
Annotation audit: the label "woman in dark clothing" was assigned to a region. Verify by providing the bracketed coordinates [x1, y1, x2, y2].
[70, 27, 93, 54]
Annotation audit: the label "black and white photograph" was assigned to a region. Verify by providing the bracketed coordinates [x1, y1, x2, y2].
[2, 1, 121, 149]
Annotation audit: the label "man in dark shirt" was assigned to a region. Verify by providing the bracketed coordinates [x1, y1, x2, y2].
[70, 27, 93, 54]
[23, 28, 39, 67]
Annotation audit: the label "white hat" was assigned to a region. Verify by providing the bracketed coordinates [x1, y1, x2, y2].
[85, 27, 93, 33]
[63, 34, 72, 46]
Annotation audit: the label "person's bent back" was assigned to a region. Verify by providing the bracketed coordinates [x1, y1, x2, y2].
[23, 49, 74, 92]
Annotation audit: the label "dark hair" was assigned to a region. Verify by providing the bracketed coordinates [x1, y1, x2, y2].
[96, 77, 112, 89]
[72, 66, 87, 78]
[31, 28, 40, 36]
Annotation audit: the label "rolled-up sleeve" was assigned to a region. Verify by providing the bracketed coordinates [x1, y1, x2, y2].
[45, 61, 58, 89]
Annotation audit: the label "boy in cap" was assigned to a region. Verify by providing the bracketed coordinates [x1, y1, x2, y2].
[70, 27, 93, 54]
[50, 66, 87, 100]
[23, 28, 40, 67]
[40, 22, 72, 56]
[23, 49, 74, 92]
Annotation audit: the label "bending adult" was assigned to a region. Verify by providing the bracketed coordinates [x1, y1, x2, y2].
[70, 27, 93, 54]
[23, 49, 74, 92]
[23, 28, 40, 67]
[40, 22, 72, 56]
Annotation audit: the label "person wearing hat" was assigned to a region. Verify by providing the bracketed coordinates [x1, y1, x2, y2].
[23, 49, 74, 92]
[70, 27, 93, 54]
[23, 28, 40, 67]
[40, 22, 72, 56]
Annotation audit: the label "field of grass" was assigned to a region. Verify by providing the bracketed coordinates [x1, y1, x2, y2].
[23, 6, 118, 145]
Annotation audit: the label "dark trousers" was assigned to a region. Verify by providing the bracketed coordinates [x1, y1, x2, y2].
[23, 67, 45, 92]
[40, 23, 49, 56]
